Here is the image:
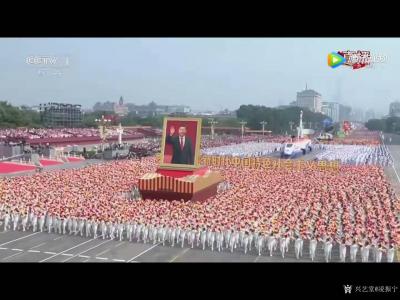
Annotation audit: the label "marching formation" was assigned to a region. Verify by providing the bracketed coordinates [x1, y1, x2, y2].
[0, 209, 395, 262]
[0, 156, 399, 262]
[202, 141, 282, 157]
[314, 144, 393, 166]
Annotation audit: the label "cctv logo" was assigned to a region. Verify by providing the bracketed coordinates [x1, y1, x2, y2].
[26, 56, 70, 67]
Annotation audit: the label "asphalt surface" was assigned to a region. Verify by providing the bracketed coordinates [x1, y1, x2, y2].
[0, 229, 396, 263]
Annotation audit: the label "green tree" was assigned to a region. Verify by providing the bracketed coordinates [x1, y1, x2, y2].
[365, 118, 386, 131]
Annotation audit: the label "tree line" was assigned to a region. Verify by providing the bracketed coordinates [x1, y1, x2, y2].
[365, 117, 400, 133]
[0, 101, 41, 128]
[0, 101, 331, 133]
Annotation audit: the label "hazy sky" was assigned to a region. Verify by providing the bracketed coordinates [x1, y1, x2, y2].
[0, 38, 399, 114]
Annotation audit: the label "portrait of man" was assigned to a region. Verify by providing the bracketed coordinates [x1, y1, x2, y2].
[166, 125, 194, 164]
[160, 117, 202, 168]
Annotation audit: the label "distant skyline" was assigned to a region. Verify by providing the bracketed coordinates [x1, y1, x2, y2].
[1, 38, 399, 115]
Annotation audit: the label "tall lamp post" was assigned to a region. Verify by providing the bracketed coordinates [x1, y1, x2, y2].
[116, 123, 124, 146]
[95, 115, 112, 152]
[260, 121, 268, 136]
[208, 118, 218, 140]
[239, 121, 247, 139]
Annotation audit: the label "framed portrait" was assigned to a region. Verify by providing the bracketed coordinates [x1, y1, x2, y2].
[160, 117, 202, 170]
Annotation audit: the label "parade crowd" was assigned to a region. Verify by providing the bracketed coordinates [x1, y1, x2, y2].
[0, 128, 147, 143]
[1, 157, 398, 262]
[314, 144, 393, 167]
[201, 135, 289, 149]
[202, 141, 282, 157]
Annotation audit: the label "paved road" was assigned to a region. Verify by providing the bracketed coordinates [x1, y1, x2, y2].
[0, 229, 396, 263]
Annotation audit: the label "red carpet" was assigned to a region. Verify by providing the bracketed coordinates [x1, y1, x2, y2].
[39, 159, 64, 166]
[66, 157, 85, 163]
[0, 162, 36, 174]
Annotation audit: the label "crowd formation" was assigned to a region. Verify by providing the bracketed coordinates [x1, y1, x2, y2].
[323, 129, 382, 146]
[0, 157, 398, 262]
[201, 135, 289, 149]
[314, 144, 393, 167]
[202, 141, 282, 157]
[0, 127, 148, 143]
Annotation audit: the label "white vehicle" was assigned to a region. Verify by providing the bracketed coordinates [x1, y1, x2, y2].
[317, 132, 333, 141]
[281, 138, 312, 158]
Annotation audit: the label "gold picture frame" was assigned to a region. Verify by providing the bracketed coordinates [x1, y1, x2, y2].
[159, 117, 202, 170]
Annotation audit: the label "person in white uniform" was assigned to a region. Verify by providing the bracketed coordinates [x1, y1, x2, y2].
[285, 234, 291, 253]
[257, 236, 264, 256]
[109, 222, 116, 240]
[209, 231, 215, 251]
[171, 228, 177, 247]
[225, 230, 232, 249]
[361, 242, 371, 263]
[294, 236, 302, 260]
[46, 214, 53, 233]
[21, 213, 28, 232]
[243, 234, 249, 254]
[375, 244, 384, 263]
[339, 239, 347, 262]
[142, 224, 149, 243]
[231, 234, 239, 253]
[32, 214, 38, 233]
[279, 236, 286, 258]
[78, 218, 85, 236]
[39, 215, 45, 232]
[118, 223, 124, 241]
[350, 242, 359, 262]
[67, 217, 73, 235]
[72, 218, 78, 235]
[126, 223, 133, 242]
[101, 221, 107, 239]
[85, 220, 92, 238]
[309, 237, 318, 262]
[3, 212, 10, 232]
[216, 231, 223, 252]
[92, 220, 98, 239]
[268, 234, 277, 257]
[62, 217, 68, 235]
[324, 238, 333, 262]
[386, 244, 395, 263]
[13, 212, 19, 231]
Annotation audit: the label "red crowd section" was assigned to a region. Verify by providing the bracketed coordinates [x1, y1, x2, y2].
[0, 162, 36, 174]
[66, 157, 85, 162]
[39, 159, 64, 166]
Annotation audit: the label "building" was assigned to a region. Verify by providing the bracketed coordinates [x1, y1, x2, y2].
[339, 104, 352, 122]
[128, 102, 191, 117]
[296, 88, 322, 113]
[350, 107, 364, 122]
[113, 96, 129, 116]
[321, 102, 340, 123]
[389, 101, 400, 117]
[40, 102, 82, 127]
